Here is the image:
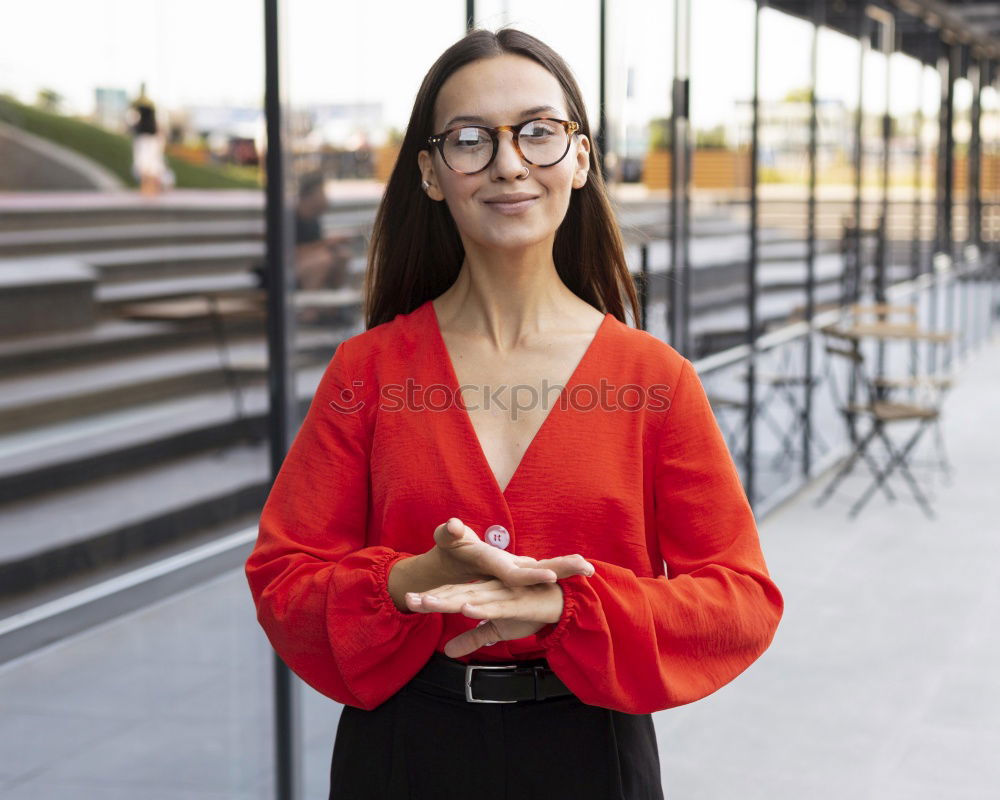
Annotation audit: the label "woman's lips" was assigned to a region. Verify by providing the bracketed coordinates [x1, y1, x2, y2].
[484, 197, 539, 215]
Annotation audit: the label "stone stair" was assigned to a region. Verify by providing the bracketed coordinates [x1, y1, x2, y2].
[0, 195, 366, 630]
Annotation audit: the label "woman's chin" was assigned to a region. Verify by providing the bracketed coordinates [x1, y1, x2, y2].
[467, 229, 554, 254]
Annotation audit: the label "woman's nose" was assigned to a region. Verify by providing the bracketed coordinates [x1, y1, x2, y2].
[491, 131, 527, 179]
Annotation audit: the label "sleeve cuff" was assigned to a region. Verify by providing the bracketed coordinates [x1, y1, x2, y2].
[370, 549, 425, 622]
[535, 573, 584, 650]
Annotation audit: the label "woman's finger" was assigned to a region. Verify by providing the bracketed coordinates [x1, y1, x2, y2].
[535, 554, 596, 579]
[405, 579, 502, 609]
[442, 623, 498, 659]
[414, 586, 514, 614]
[421, 578, 504, 599]
[479, 548, 558, 586]
[458, 598, 520, 620]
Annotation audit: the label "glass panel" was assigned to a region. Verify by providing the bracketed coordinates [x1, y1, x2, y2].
[282, 1, 466, 795]
[0, 1, 272, 796]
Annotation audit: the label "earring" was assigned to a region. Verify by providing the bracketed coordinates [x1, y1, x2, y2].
[421, 179, 430, 191]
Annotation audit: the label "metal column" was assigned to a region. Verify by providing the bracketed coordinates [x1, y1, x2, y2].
[851, 9, 866, 308]
[669, 0, 692, 357]
[867, 6, 895, 307]
[745, 0, 763, 505]
[264, 0, 301, 798]
[802, 0, 821, 479]
[912, 65, 925, 280]
[970, 58, 983, 251]
[598, 0, 608, 181]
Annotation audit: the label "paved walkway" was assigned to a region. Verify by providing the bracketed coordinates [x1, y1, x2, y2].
[659, 333, 1000, 799]
[1, 336, 997, 799]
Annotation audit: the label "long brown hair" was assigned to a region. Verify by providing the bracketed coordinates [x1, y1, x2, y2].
[362, 27, 639, 330]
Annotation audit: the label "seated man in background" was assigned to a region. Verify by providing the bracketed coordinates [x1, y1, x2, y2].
[253, 171, 353, 324]
[294, 171, 350, 294]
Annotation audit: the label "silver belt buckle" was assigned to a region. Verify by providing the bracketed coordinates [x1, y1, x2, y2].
[465, 664, 520, 703]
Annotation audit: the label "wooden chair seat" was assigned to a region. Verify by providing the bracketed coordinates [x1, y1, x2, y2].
[871, 376, 953, 390]
[845, 401, 939, 422]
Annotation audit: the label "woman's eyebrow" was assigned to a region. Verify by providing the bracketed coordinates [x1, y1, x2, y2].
[442, 105, 561, 128]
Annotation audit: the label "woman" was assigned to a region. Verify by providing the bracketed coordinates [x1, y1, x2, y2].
[245, 27, 783, 800]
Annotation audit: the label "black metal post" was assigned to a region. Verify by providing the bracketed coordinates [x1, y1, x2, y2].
[598, 0, 608, 181]
[802, 0, 821, 479]
[466, 0, 475, 32]
[970, 58, 983, 251]
[669, 0, 691, 357]
[912, 65, 924, 281]
[943, 43, 959, 370]
[746, 0, 763, 506]
[944, 45, 957, 258]
[264, 0, 301, 798]
[852, 11, 866, 307]
[877, 85, 891, 305]
[846, 9, 868, 443]
[640, 243, 649, 331]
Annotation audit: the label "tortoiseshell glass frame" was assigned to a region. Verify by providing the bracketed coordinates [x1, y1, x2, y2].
[426, 117, 581, 174]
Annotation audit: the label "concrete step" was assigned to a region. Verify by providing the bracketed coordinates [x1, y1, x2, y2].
[0, 317, 263, 376]
[86, 241, 265, 284]
[0, 256, 97, 337]
[96, 270, 263, 311]
[0, 357, 332, 504]
[0, 192, 264, 233]
[0, 439, 271, 597]
[0, 319, 358, 436]
[0, 219, 264, 258]
[0, 336, 274, 435]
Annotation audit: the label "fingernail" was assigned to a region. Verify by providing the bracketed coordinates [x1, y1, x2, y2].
[424, 595, 438, 602]
[406, 593, 422, 604]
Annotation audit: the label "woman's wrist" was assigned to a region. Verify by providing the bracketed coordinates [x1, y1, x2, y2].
[387, 549, 463, 612]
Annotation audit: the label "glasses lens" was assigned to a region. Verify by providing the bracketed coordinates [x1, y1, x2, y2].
[517, 120, 568, 166]
[443, 127, 493, 173]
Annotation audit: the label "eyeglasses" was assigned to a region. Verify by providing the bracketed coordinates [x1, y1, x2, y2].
[426, 117, 580, 175]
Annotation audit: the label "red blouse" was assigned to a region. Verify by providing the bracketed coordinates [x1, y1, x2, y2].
[245, 298, 783, 714]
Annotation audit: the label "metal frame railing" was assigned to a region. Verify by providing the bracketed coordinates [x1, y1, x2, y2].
[683, 244, 1000, 517]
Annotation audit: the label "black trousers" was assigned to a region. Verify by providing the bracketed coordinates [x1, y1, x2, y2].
[329, 660, 665, 800]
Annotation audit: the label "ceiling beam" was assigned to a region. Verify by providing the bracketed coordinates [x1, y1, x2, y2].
[889, 0, 1000, 59]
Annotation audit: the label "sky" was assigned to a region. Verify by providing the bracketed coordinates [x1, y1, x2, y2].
[1, 0, 992, 139]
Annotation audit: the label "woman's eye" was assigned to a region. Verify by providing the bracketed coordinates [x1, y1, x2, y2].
[454, 129, 488, 147]
[522, 124, 556, 139]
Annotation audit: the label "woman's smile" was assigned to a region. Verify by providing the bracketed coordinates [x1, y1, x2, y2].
[483, 193, 540, 215]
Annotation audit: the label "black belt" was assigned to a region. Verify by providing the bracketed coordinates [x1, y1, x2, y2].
[410, 651, 574, 704]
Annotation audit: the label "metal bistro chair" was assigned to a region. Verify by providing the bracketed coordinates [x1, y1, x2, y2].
[847, 303, 954, 481]
[814, 324, 945, 519]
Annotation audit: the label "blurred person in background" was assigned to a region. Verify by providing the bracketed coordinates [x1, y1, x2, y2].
[252, 171, 352, 323]
[127, 83, 168, 196]
[295, 171, 350, 293]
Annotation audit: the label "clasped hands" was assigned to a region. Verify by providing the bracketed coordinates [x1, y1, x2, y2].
[402, 517, 594, 659]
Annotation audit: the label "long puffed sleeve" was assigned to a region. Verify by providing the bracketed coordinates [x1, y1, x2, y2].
[245, 339, 444, 710]
[535, 357, 783, 714]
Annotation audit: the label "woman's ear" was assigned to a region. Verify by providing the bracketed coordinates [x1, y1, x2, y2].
[572, 135, 590, 190]
[417, 149, 445, 201]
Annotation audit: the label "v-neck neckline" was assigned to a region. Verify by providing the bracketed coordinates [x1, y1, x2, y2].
[424, 299, 613, 502]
